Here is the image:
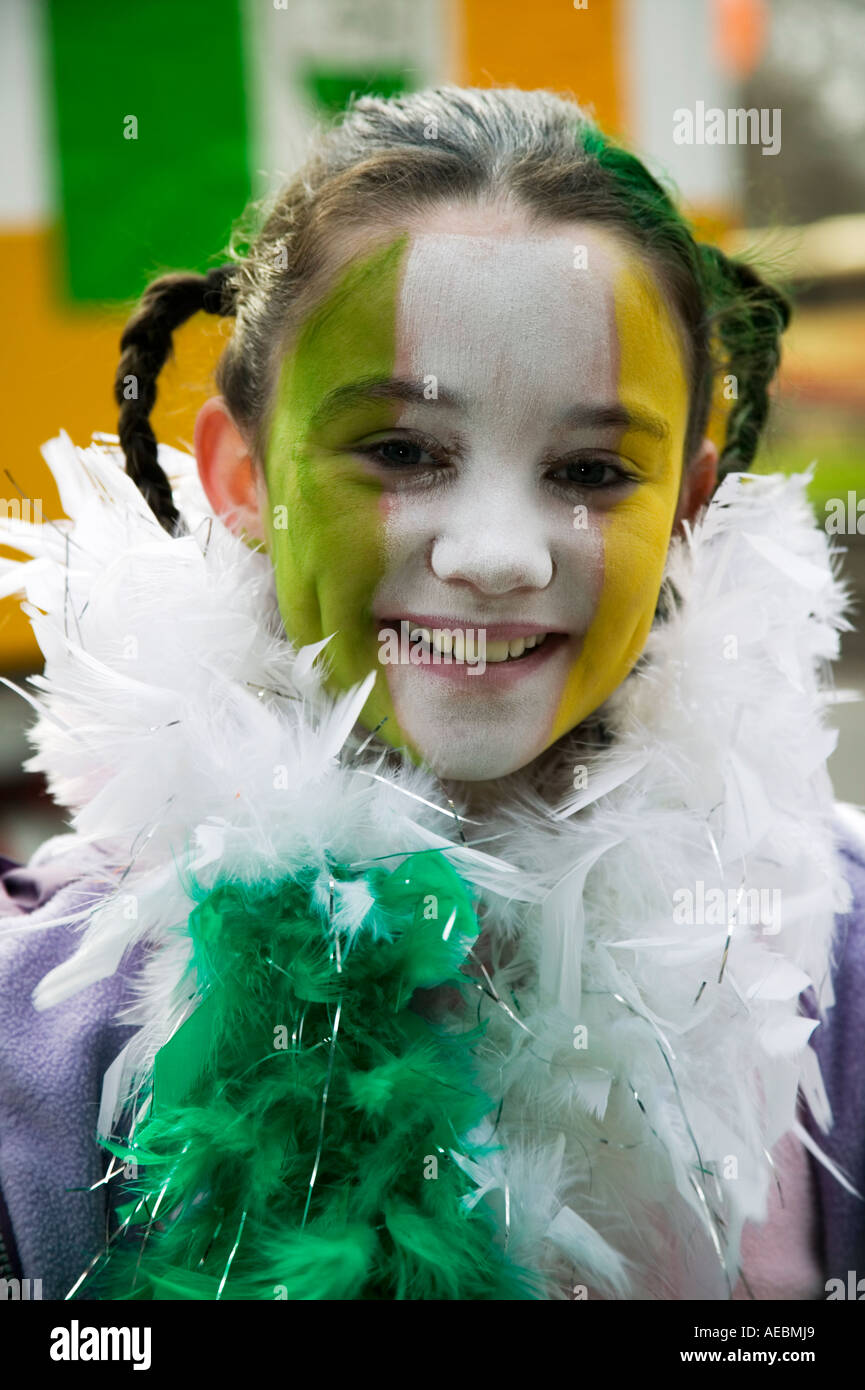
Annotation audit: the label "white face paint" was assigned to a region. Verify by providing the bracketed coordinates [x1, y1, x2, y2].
[370, 224, 625, 780]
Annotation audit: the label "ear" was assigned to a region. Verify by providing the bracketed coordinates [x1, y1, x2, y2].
[194, 396, 268, 545]
[674, 437, 718, 532]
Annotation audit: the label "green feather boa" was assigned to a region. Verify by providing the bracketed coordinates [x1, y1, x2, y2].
[81, 851, 540, 1300]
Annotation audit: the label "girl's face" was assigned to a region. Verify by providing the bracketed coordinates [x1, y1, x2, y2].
[261, 209, 696, 780]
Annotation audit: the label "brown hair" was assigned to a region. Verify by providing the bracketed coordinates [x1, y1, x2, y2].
[114, 85, 791, 533]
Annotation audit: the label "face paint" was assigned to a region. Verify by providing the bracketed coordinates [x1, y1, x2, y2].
[546, 250, 690, 744]
[263, 236, 408, 747]
[263, 219, 690, 781]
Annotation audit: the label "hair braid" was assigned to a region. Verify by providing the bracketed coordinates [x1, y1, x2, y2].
[698, 246, 792, 476]
[115, 264, 237, 532]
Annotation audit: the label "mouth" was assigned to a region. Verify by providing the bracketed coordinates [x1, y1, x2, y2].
[409, 626, 558, 663]
[376, 615, 571, 673]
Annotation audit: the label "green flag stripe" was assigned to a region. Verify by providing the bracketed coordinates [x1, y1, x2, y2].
[301, 67, 410, 114]
[46, 0, 251, 302]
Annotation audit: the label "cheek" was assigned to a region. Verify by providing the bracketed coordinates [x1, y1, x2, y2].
[268, 465, 410, 747]
[594, 486, 676, 638]
[268, 454, 388, 666]
[560, 519, 607, 624]
[549, 484, 677, 743]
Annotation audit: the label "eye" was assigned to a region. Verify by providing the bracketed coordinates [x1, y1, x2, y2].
[548, 456, 636, 489]
[354, 433, 445, 471]
[375, 440, 433, 468]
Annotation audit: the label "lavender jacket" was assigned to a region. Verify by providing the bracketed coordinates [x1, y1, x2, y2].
[1, 837, 863, 1300]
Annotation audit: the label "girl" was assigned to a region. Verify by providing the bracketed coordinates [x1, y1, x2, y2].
[0, 85, 862, 1302]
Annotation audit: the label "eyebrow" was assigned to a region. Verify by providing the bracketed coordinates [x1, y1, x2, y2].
[557, 402, 670, 442]
[310, 376, 466, 429]
[310, 375, 670, 442]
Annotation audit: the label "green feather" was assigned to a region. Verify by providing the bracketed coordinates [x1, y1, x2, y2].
[81, 850, 542, 1300]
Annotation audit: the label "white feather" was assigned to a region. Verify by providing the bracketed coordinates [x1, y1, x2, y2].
[0, 437, 854, 1299]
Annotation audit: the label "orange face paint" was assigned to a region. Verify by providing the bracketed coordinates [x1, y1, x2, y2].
[548, 251, 690, 742]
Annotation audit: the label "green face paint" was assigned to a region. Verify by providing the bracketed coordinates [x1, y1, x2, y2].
[264, 234, 413, 753]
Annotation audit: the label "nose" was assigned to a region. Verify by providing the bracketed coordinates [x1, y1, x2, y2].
[429, 484, 554, 595]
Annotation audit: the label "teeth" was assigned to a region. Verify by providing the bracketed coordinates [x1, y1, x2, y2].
[409, 626, 552, 662]
[486, 640, 510, 662]
[485, 633, 551, 663]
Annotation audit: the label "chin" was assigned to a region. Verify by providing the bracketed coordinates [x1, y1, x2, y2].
[382, 638, 577, 781]
[406, 728, 546, 782]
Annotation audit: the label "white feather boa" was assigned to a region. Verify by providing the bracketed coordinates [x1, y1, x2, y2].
[0, 430, 855, 1300]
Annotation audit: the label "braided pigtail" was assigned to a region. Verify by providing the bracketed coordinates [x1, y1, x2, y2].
[698, 246, 792, 477]
[115, 264, 238, 533]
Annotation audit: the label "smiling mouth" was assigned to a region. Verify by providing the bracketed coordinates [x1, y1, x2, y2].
[409, 625, 553, 663]
[377, 617, 570, 666]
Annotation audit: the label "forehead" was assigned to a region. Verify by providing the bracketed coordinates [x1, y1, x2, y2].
[294, 221, 687, 419]
[392, 228, 621, 419]
[273, 218, 690, 460]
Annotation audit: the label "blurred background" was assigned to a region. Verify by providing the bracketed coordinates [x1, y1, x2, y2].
[0, 0, 863, 859]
